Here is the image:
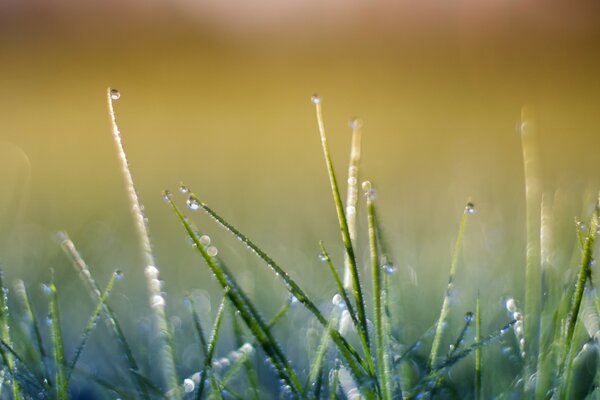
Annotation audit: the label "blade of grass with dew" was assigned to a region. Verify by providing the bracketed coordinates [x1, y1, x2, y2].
[475, 295, 481, 400]
[177, 191, 372, 383]
[329, 362, 340, 400]
[230, 307, 260, 400]
[13, 279, 50, 386]
[311, 95, 370, 351]
[306, 310, 338, 396]
[365, 181, 391, 400]
[195, 293, 227, 400]
[447, 312, 474, 359]
[67, 270, 119, 384]
[48, 273, 67, 400]
[106, 88, 180, 399]
[428, 201, 474, 370]
[58, 231, 150, 399]
[165, 196, 306, 397]
[343, 118, 362, 291]
[0, 338, 49, 392]
[520, 107, 542, 381]
[0, 271, 21, 400]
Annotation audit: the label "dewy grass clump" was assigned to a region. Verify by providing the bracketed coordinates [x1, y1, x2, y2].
[0, 89, 599, 399]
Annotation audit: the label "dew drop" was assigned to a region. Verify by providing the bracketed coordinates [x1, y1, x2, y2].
[465, 202, 476, 215]
[349, 118, 363, 129]
[110, 89, 121, 100]
[162, 190, 172, 202]
[183, 378, 195, 393]
[578, 221, 587, 232]
[207, 246, 218, 257]
[345, 205, 356, 216]
[318, 252, 329, 262]
[288, 295, 299, 305]
[332, 293, 343, 306]
[40, 284, 52, 296]
[150, 294, 165, 308]
[186, 196, 201, 211]
[199, 235, 211, 246]
[179, 185, 189, 194]
[505, 298, 517, 313]
[310, 94, 321, 105]
[145, 265, 159, 279]
[347, 176, 358, 186]
[383, 263, 397, 275]
[464, 312, 474, 323]
[114, 270, 124, 281]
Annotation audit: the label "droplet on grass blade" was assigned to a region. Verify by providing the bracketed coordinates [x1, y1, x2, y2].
[349, 118, 363, 129]
[114, 270, 124, 280]
[150, 294, 165, 308]
[109, 89, 121, 100]
[186, 196, 200, 211]
[162, 190, 172, 202]
[383, 262, 396, 275]
[207, 246, 218, 257]
[179, 185, 189, 194]
[505, 298, 517, 313]
[199, 235, 211, 246]
[310, 94, 321, 105]
[318, 252, 328, 262]
[183, 378, 195, 393]
[464, 312, 474, 323]
[465, 202, 476, 215]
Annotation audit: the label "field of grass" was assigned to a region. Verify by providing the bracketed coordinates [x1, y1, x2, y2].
[0, 87, 599, 400]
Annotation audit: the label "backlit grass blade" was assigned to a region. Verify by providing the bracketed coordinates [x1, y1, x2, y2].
[67, 270, 119, 383]
[0, 272, 21, 400]
[165, 195, 306, 397]
[519, 107, 542, 380]
[106, 88, 180, 399]
[447, 312, 474, 359]
[306, 310, 338, 395]
[58, 231, 150, 399]
[475, 295, 482, 400]
[196, 293, 227, 400]
[365, 181, 391, 400]
[312, 95, 370, 349]
[428, 201, 473, 369]
[13, 279, 50, 385]
[48, 272, 67, 400]
[179, 191, 372, 380]
[343, 118, 362, 290]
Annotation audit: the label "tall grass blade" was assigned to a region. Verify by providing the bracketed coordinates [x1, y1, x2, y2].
[230, 307, 260, 400]
[343, 118, 362, 290]
[0, 272, 21, 400]
[306, 310, 338, 395]
[428, 201, 473, 369]
[475, 295, 482, 400]
[48, 272, 67, 400]
[58, 231, 150, 399]
[179, 191, 372, 381]
[196, 293, 227, 400]
[165, 196, 306, 397]
[67, 270, 119, 383]
[365, 181, 391, 400]
[312, 96, 370, 349]
[520, 107, 542, 381]
[106, 88, 181, 399]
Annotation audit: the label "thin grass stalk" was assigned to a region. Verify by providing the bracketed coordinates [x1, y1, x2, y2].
[58, 231, 150, 399]
[307, 311, 338, 394]
[0, 338, 47, 392]
[447, 312, 474, 359]
[520, 107, 542, 381]
[329, 363, 340, 400]
[196, 293, 227, 400]
[475, 295, 482, 400]
[13, 280, 50, 385]
[343, 118, 362, 290]
[230, 307, 260, 400]
[365, 181, 391, 400]
[48, 273, 67, 400]
[312, 96, 370, 349]
[182, 193, 372, 380]
[428, 202, 472, 370]
[165, 197, 307, 397]
[67, 270, 119, 384]
[106, 88, 180, 399]
[0, 272, 21, 400]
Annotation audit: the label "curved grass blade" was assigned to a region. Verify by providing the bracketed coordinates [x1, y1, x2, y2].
[67, 270, 119, 384]
[48, 273, 67, 400]
[165, 196, 305, 398]
[106, 88, 180, 399]
[58, 231, 150, 399]
[365, 181, 391, 400]
[343, 118, 362, 290]
[178, 192, 372, 382]
[0, 271, 21, 400]
[312, 96, 370, 351]
[428, 201, 473, 370]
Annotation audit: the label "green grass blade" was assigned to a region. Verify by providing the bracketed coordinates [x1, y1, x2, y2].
[365, 181, 391, 400]
[428, 201, 473, 370]
[447, 312, 474, 359]
[230, 307, 260, 400]
[196, 293, 227, 400]
[178, 191, 372, 382]
[13, 279, 50, 386]
[165, 195, 306, 397]
[312, 95, 370, 351]
[329, 362, 340, 400]
[343, 118, 362, 290]
[67, 270, 119, 384]
[475, 295, 482, 400]
[107, 88, 180, 399]
[48, 272, 67, 400]
[0, 272, 21, 400]
[306, 311, 338, 394]
[58, 231, 151, 399]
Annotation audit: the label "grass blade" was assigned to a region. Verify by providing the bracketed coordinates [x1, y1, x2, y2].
[312, 95, 370, 352]
[475, 295, 482, 400]
[343, 118, 362, 290]
[428, 201, 473, 369]
[48, 272, 67, 400]
[106, 88, 180, 399]
[230, 307, 260, 400]
[306, 311, 338, 394]
[0, 272, 21, 399]
[196, 293, 227, 400]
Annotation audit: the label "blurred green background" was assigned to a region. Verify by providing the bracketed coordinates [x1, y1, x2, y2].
[1, 1, 600, 390]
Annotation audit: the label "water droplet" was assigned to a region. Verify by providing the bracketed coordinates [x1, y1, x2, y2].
[241, 343, 254, 354]
[288, 295, 299, 305]
[383, 263, 397, 275]
[150, 294, 165, 308]
[186, 196, 201, 211]
[114, 270, 124, 280]
[361, 181, 372, 192]
[162, 190, 172, 202]
[46, 314, 53, 326]
[465, 202, 476, 215]
[513, 312, 523, 321]
[145, 265, 159, 279]
[183, 378, 195, 393]
[318, 252, 329, 262]
[332, 293, 343, 306]
[505, 298, 517, 313]
[310, 94, 321, 105]
[345, 205, 356, 216]
[347, 176, 358, 186]
[349, 118, 363, 129]
[578, 221, 587, 232]
[110, 89, 121, 100]
[591, 257, 596, 267]
[207, 246, 218, 257]
[40, 284, 52, 296]
[464, 312, 474, 323]
[199, 235, 211, 246]
[179, 185, 189, 194]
